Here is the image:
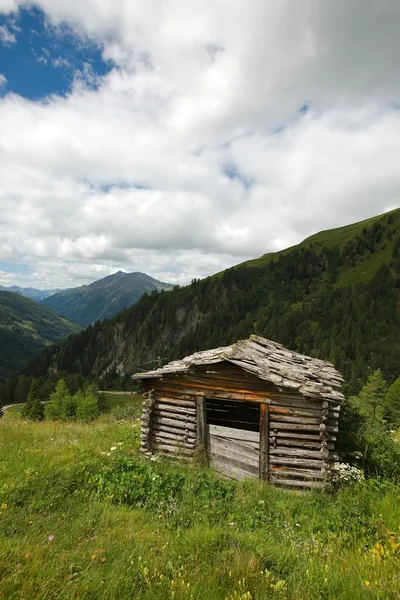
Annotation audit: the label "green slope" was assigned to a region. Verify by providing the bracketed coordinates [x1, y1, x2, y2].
[26, 208, 400, 394]
[0, 291, 80, 378]
[41, 271, 173, 326]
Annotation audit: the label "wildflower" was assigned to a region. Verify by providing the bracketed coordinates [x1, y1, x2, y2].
[110, 446, 117, 451]
[228, 522, 236, 526]
[91, 555, 97, 561]
[48, 535, 54, 542]
[116, 442, 123, 446]
[106, 452, 111, 456]
[1, 503, 7, 510]
[364, 581, 371, 587]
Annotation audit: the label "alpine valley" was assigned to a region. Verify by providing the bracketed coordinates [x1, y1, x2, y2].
[0, 291, 80, 379]
[26, 208, 400, 395]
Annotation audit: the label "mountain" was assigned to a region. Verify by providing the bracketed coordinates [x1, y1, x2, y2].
[0, 285, 64, 302]
[26, 208, 400, 394]
[0, 291, 80, 379]
[40, 271, 174, 326]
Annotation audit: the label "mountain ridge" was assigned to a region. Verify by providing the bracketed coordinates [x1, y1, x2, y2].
[0, 285, 64, 302]
[40, 271, 174, 326]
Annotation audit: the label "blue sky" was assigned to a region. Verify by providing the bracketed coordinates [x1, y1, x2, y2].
[0, 1, 399, 290]
[0, 5, 111, 99]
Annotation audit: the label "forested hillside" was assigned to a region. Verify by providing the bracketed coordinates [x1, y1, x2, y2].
[41, 271, 173, 326]
[26, 209, 400, 394]
[0, 291, 80, 378]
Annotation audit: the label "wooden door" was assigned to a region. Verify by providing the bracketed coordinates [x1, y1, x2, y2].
[205, 398, 261, 481]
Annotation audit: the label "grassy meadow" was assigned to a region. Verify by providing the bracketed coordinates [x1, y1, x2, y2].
[1, 403, 399, 600]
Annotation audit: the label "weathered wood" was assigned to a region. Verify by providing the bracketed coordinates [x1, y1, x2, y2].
[154, 402, 196, 416]
[270, 438, 334, 450]
[269, 455, 323, 468]
[210, 455, 259, 480]
[153, 408, 197, 424]
[152, 415, 197, 431]
[267, 414, 320, 425]
[197, 396, 207, 448]
[211, 459, 259, 481]
[259, 403, 269, 481]
[152, 423, 196, 438]
[208, 424, 259, 443]
[269, 447, 328, 460]
[270, 466, 324, 480]
[210, 436, 259, 467]
[153, 429, 196, 445]
[269, 405, 323, 418]
[270, 422, 322, 432]
[152, 442, 194, 456]
[156, 396, 196, 408]
[211, 435, 259, 454]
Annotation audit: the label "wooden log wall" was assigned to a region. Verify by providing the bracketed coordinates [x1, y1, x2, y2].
[140, 362, 341, 490]
[140, 391, 198, 460]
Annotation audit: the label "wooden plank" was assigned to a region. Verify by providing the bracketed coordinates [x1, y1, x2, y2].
[270, 456, 323, 468]
[270, 430, 321, 441]
[209, 437, 259, 467]
[270, 422, 321, 432]
[153, 408, 197, 423]
[270, 466, 324, 480]
[210, 456, 259, 480]
[268, 414, 320, 425]
[153, 430, 196, 445]
[211, 435, 260, 454]
[156, 396, 196, 408]
[154, 402, 196, 416]
[208, 424, 259, 443]
[153, 415, 197, 431]
[197, 396, 207, 448]
[269, 447, 325, 459]
[259, 403, 269, 481]
[270, 438, 334, 450]
[152, 442, 194, 457]
[269, 405, 323, 418]
[153, 423, 197, 437]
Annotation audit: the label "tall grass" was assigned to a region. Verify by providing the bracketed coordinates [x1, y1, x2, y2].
[0, 413, 399, 599]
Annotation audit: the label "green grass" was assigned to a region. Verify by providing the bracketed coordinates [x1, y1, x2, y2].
[0, 414, 399, 600]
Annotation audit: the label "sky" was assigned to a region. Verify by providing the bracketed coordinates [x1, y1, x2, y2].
[0, 1, 400, 290]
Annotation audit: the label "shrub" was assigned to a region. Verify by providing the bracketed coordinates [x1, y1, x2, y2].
[76, 385, 100, 423]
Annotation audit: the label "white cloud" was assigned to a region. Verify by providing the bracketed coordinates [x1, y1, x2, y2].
[0, 73, 6, 88]
[0, 1, 400, 289]
[0, 23, 16, 44]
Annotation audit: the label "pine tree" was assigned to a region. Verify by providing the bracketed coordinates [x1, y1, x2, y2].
[356, 369, 388, 421]
[22, 379, 44, 421]
[45, 378, 71, 420]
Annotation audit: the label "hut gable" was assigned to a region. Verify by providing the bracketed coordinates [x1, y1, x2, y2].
[133, 335, 345, 490]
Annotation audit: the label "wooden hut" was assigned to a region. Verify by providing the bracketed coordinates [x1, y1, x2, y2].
[133, 335, 345, 490]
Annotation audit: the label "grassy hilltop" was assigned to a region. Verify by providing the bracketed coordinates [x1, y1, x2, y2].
[1, 405, 399, 600]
